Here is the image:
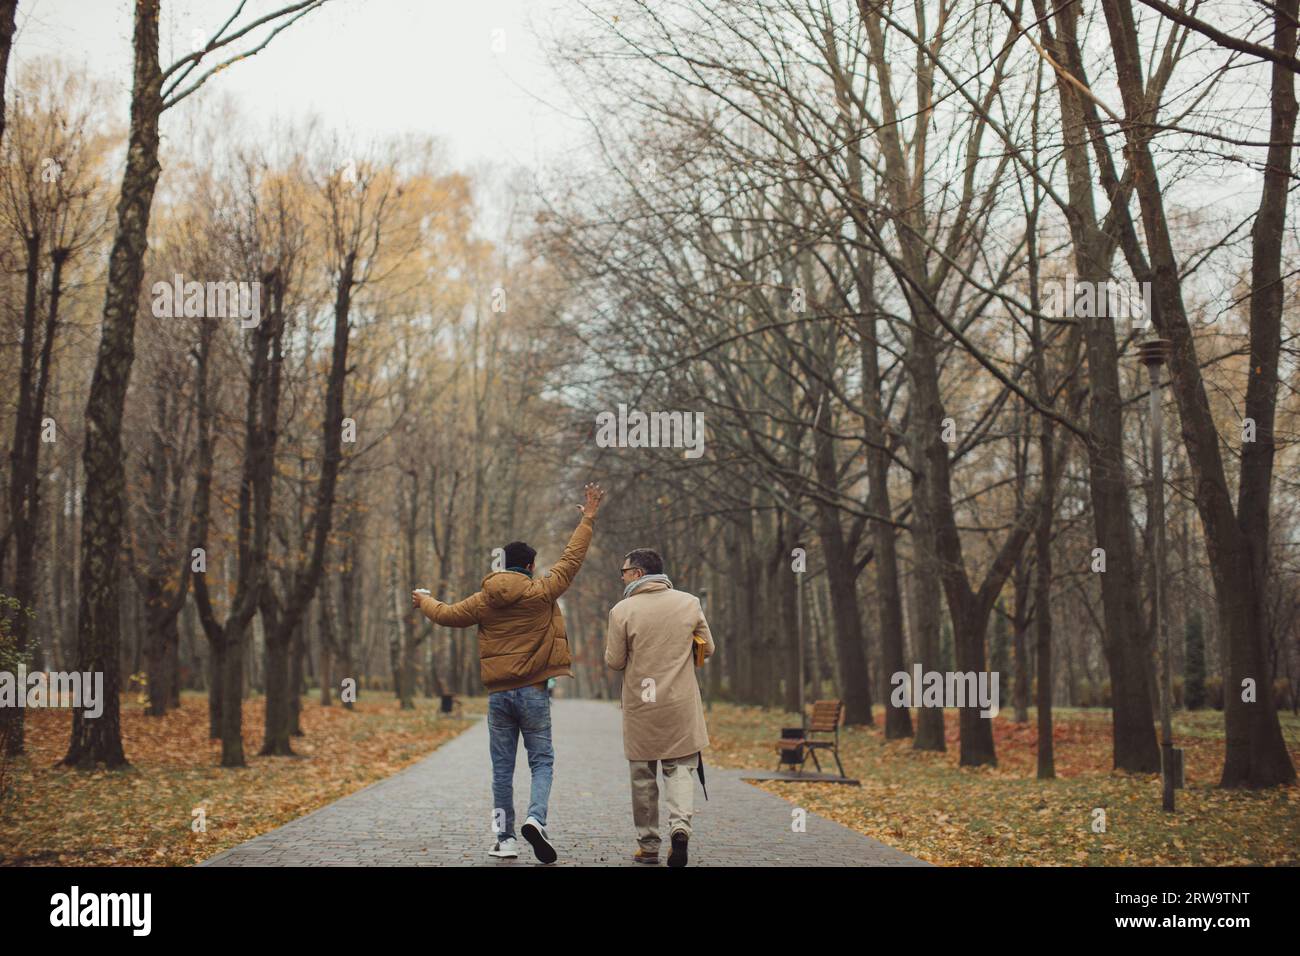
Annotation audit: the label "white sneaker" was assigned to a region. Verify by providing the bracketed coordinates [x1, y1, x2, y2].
[520, 816, 557, 864]
[489, 836, 519, 858]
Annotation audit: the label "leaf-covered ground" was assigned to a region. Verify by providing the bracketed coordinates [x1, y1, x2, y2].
[705, 703, 1300, 866]
[0, 691, 472, 866]
[4, 694, 1295, 867]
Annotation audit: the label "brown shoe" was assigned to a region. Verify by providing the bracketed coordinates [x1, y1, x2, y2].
[667, 830, 689, 867]
[632, 848, 660, 864]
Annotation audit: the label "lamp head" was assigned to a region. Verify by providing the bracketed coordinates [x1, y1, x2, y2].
[1138, 338, 1172, 367]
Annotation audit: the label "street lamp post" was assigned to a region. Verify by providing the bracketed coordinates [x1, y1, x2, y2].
[796, 564, 805, 727]
[1139, 338, 1178, 812]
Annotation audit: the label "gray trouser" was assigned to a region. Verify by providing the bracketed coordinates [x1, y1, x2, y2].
[629, 753, 698, 851]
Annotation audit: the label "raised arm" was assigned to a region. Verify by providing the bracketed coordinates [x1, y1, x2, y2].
[415, 591, 484, 628]
[539, 483, 604, 602]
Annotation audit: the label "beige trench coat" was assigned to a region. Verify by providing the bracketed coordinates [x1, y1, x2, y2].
[604, 580, 715, 761]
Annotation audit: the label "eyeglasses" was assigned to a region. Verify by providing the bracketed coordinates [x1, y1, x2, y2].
[619, 566, 638, 576]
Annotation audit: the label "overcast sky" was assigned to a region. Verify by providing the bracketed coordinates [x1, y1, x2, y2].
[11, 0, 588, 171]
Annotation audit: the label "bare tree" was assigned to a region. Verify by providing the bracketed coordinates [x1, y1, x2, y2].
[1, 62, 108, 752]
[65, 0, 330, 769]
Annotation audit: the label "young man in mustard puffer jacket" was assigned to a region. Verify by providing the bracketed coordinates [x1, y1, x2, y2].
[413, 483, 604, 863]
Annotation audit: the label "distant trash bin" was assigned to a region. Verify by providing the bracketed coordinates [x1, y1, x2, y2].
[778, 726, 806, 768]
[439, 694, 455, 715]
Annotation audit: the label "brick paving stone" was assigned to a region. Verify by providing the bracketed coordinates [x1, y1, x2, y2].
[201, 699, 927, 867]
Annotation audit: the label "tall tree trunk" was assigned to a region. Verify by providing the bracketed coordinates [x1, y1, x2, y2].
[910, 311, 998, 765]
[1033, 295, 1058, 779]
[139, 379, 189, 718]
[0, 0, 17, 144]
[909, 445, 945, 751]
[1226, 0, 1299, 787]
[778, 515, 801, 714]
[261, 598, 292, 753]
[63, 0, 163, 769]
[811, 411, 872, 724]
[1012, 559, 1031, 724]
[191, 317, 225, 741]
[387, 548, 402, 699]
[399, 471, 420, 709]
[319, 592, 333, 707]
[1035, 514, 1055, 778]
[857, 305, 909, 738]
[814, 514, 872, 725]
[53, 440, 71, 670]
[219, 621, 249, 765]
[289, 615, 305, 735]
[1100, 0, 1296, 787]
[166, 612, 181, 709]
[338, 545, 356, 711]
[2, 235, 49, 754]
[1031, 0, 1162, 772]
[208, 639, 225, 738]
[261, 248, 352, 752]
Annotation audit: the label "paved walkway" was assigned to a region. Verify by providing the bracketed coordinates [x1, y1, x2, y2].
[201, 699, 926, 867]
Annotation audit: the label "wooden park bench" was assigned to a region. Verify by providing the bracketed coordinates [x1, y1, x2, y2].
[774, 699, 847, 777]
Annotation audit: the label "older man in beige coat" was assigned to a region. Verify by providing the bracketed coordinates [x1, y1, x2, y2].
[605, 548, 715, 867]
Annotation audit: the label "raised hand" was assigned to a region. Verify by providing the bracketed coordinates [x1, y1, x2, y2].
[580, 482, 605, 519]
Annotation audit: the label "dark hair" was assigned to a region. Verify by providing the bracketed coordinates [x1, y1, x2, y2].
[623, 548, 664, 575]
[504, 541, 536, 569]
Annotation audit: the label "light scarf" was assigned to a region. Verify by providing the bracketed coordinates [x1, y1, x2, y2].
[623, 572, 672, 600]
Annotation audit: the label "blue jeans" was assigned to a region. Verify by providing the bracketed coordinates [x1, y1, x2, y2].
[488, 684, 554, 839]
